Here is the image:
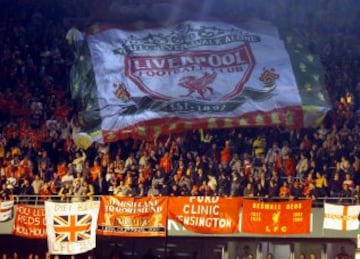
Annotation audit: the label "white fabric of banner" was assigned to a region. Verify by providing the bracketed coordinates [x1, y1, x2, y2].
[45, 201, 100, 255]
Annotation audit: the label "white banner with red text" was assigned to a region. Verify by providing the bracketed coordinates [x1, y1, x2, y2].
[45, 201, 100, 255]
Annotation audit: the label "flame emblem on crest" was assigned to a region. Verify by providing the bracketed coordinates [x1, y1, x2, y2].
[114, 82, 130, 101]
[259, 68, 279, 88]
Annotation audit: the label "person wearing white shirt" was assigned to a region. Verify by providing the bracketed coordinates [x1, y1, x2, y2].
[72, 150, 87, 174]
[61, 170, 74, 185]
[31, 174, 44, 195]
[6, 171, 17, 190]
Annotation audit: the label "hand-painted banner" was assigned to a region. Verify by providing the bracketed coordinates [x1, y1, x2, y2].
[242, 199, 312, 235]
[323, 203, 360, 231]
[97, 196, 167, 237]
[167, 196, 242, 234]
[45, 201, 100, 255]
[13, 205, 46, 239]
[0, 200, 14, 222]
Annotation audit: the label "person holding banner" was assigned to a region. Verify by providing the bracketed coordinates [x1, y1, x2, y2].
[72, 178, 83, 202]
[81, 180, 95, 200]
[58, 182, 73, 201]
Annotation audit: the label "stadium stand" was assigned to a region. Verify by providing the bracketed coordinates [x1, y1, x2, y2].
[0, 0, 360, 258]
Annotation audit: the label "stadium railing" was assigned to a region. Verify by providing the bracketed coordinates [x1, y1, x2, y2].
[6, 195, 358, 207]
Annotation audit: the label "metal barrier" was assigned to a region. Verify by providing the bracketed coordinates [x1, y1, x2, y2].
[10, 195, 101, 206]
[7, 195, 359, 207]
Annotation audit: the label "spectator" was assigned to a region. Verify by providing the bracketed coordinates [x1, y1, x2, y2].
[328, 172, 343, 198]
[19, 179, 34, 197]
[218, 172, 230, 196]
[114, 181, 130, 197]
[220, 140, 231, 168]
[314, 172, 328, 198]
[207, 174, 217, 194]
[72, 179, 83, 202]
[179, 174, 192, 193]
[58, 182, 73, 202]
[230, 172, 241, 197]
[254, 182, 267, 198]
[0, 0, 359, 208]
[352, 185, 360, 204]
[283, 154, 296, 177]
[304, 183, 317, 200]
[159, 151, 173, 176]
[229, 153, 241, 174]
[39, 182, 52, 201]
[243, 182, 254, 198]
[90, 160, 101, 182]
[339, 184, 353, 203]
[0, 183, 11, 200]
[5, 171, 17, 191]
[147, 183, 160, 197]
[72, 149, 86, 174]
[279, 181, 291, 199]
[252, 134, 266, 159]
[291, 181, 304, 200]
[267, 180, 279, 199]
[31, 174, 44, 195]
[342, 173, 354, 191]
[296, 153, 309, 181]
[61, 169, 74, 185]
[265, 142, 280, 168]
[81, 180, 94, 200]
[199, 180, 212, 196]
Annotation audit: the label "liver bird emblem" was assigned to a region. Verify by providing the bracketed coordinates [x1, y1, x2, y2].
[272, 211, 281, 225]
[178, 72, 217, 100]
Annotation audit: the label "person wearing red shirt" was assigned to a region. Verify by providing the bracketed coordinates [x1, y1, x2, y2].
[279, 181, 291, 198]
[284, 154, 296, 176]
[220, 140, 231, 167]
[159, 151, 173, 175]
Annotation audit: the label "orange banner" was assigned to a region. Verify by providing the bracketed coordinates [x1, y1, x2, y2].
[12, 205, 46, 239]
[97, 196, 167, 237]
[242, 199, 312, 234]
[168, 196, 242, 234]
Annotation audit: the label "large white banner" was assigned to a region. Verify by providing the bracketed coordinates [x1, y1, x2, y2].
[323, 203, 360, 231]
[75, 20, 312, 142]
[45, 201, 100, 255]
[69, 19, 331, 143]
[0, 200, 14, 221]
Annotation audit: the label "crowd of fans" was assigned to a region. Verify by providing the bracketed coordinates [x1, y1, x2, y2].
[4, 113, 360, 205]
[0, 1, 359, 259]
[0, 1, 359, 208]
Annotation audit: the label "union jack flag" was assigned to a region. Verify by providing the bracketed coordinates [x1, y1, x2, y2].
[53, 214, 92, 242]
